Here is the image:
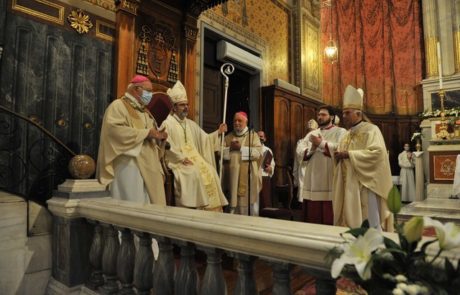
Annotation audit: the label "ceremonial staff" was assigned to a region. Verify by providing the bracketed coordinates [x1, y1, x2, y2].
[218, 63, 235, 180]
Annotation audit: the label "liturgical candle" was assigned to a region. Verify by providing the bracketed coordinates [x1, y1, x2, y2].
[437, 42, 443, 89]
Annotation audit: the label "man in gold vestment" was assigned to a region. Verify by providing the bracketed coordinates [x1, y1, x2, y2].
[223, 112, 262, 215]
[332, 85, 393, 231]
[96, 75, 167, 205]
[160, 81, 228, 211]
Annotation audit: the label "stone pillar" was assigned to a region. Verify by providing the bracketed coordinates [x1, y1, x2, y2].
[87, 222, 104, 290]
[414, 151, 425, 201]
[422, 0, 439, 78]
[117, 228, 136, 295]
[271, 262, 291, 295]
[52, 215, 93, 287]
[199, 248, 226, 295]
[152, 236, 175, 295]
[437, 0, 456, 76]
[133, 232, 153, 295]
[175, 242, 198, 295]
[453, 0, 460, 73]
[100, 224, 120, 294]
[48, 185, 108, 292]
[233, 254, 257, 295]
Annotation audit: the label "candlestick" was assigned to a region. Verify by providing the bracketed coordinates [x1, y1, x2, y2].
[437, 42, 443, 89]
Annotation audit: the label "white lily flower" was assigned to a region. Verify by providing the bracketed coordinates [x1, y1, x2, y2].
[423, 217, 460, 250]
[331, 228, 384, 280]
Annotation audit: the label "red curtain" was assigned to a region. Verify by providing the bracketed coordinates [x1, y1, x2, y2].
[322, 0, 423, 115]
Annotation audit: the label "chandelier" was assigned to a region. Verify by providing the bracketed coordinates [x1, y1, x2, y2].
[323, 0, 338, 63]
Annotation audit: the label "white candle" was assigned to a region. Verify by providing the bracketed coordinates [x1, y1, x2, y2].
[437, 42, 443, 89]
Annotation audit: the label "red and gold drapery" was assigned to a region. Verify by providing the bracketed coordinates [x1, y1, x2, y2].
[322, 0, 423, 115]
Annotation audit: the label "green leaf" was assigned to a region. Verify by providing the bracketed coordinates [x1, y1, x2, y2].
[387, 185, 402, 214]
[420, 238, 438, 253]
[445, 257, 455, 277]
[383, 236, 401, 250]
[345, 226, 368, 238]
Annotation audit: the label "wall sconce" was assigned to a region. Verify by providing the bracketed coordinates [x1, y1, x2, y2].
[324, 39, 338, 63]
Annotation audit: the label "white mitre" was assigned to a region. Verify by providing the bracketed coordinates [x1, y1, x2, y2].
[167, 81, 188, 104]
[343, 85, 363, 110]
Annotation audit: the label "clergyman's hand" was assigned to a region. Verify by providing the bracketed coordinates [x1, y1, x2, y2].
[182, 158, 193, 166]
[230, 140, 241, 151]
[334, 151, 349, 160]
[148, 128, 168, 140]
[264, 165, 273, 174]
[218, 123, 228, 135]
[309, 133, 322, 148]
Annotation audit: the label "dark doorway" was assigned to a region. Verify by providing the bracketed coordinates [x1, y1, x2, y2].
[201, 28, 259, 133]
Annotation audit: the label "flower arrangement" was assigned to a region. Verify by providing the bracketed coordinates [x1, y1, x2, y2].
[420, 107, 460, 119]
[328, 186, 460, 295]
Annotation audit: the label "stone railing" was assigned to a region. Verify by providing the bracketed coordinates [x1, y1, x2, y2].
[46, 189, 350, 295]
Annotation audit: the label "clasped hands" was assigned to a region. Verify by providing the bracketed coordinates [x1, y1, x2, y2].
[147, 127, 168, 141]
[230, 139, 241, 151]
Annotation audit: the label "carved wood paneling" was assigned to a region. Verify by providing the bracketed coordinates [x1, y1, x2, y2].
[202, 66, 222, 132]
[262, 86, 323, 185]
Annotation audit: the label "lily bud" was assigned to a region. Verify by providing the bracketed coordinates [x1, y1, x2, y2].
[403, 216, 424, 243]
[387, 185, 402, 214]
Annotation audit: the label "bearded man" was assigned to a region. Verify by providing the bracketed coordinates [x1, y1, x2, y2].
[160, 81, 228, 211]
[295, 105, 346, 224]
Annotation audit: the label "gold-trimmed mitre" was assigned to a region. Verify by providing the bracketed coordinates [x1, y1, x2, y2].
[342, 85, 363, 110]
[167, 81, 188, 105]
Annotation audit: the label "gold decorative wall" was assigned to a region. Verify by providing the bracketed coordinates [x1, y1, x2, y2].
[302, 16, 320, 96]
[82, 0, 116, 11]
[210, 0, 290, 83]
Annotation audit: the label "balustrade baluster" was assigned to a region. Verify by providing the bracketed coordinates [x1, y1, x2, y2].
[233, 254, 257, 295]
[133, 232, 154, 295]
[271, 262, 291, 295]
[199, 248, 226, 295]
[305, 269, 337, 295]
[152, 236, 175, 295]
[174, 242, 198, 295]
[117, 228, 136, 295]
[101, 224, 120, 294]
[86, 222, 104, 290]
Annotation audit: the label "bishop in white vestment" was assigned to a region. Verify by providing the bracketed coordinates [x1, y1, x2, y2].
[161, 81, 228, 210]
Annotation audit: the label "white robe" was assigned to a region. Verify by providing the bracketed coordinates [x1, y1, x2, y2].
[294, 126, 346, 201]
[161, 114, 228, 209]
[96, 93, 166, 205]
[398, 151, 416, 202]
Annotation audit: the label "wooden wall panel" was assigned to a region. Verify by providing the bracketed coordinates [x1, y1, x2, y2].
[262, 86, 322, 185]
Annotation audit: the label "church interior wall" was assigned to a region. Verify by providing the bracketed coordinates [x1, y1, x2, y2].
[321, 0, 424, 116]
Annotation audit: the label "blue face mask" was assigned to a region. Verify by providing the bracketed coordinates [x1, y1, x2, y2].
[140, 90, 153, 105]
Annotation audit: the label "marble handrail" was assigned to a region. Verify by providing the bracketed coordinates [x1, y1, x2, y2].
[48, 196, 347, 272]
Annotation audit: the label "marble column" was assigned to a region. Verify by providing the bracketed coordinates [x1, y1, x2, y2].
[453, 0, 460, 73]
[414, 151, 425, 201]
[437, 0, 456, 76]
[422, 0, 439, 78]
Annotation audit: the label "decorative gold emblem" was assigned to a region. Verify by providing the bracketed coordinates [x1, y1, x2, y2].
[67, 9, 93, 34]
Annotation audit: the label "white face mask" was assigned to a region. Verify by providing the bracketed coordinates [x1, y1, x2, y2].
[140, 90, 153, 105]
